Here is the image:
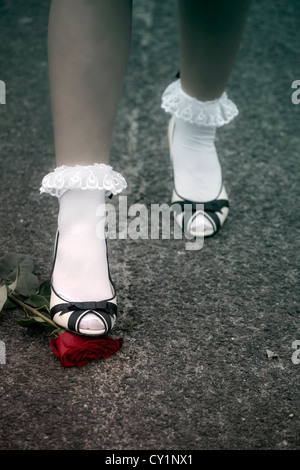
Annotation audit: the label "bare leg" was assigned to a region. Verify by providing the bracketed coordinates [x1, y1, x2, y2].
[48, 0, 132, 166]
[178, 0, 251, 100]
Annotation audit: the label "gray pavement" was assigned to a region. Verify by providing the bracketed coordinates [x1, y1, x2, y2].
[0, 0, 299, 451]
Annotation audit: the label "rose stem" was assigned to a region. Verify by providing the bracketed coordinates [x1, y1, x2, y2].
[8, 293, 57, 328]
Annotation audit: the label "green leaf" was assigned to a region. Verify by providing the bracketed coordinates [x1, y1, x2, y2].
[38, 280, 51, 298]
[7, 263, 20, 292]
[0, 285, 8, 311]
[0, 254, 34, 283]
[13, 272, 39, 297]
[2, 297, 16, 309]
[23, 294, 50, 311]
[16, 316, 47, 328]
[3, 291, 26, 309]
[24, 278, 51, 311]
[37, 280, 51, 307]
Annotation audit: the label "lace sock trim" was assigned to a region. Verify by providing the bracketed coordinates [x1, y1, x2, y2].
[40, 163, 127, 198]
[161, 79, 238, 127]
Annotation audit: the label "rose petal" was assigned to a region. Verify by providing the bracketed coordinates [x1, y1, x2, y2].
[50, 331, 123, 367]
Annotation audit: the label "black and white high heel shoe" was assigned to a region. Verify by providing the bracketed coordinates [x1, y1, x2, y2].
[39, 163, 128, 336]
[168, 115, 229, 238]
[49, 232, 118, 336]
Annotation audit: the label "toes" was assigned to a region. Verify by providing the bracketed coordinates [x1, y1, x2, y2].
[79, 313, 105, 331]
[190, 213, 213, 234]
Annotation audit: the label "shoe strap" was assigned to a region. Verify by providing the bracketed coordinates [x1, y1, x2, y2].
[173, 197, 229, 234]
[174, 198, 228, 213]
[51, 300, 117, 319]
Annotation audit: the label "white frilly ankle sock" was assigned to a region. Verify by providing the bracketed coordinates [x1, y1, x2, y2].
[161, 79, 238, 233]
[40, 163, 127, 330]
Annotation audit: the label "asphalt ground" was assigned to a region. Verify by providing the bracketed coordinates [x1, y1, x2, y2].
[0, 0, 299, 452]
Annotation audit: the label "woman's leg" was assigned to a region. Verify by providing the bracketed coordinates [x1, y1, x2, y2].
[162, 0, 251, 234]
[178, 0, 251, 101]
[42, 0, 132, 332]
[48, 0, 132, 166]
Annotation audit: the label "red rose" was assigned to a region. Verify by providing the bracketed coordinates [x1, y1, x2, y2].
[50, 331, 123, 367]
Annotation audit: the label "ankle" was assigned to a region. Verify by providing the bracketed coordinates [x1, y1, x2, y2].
[171, 117, 222, 202]
[40, 163, 127, 303]
[161, 78, 239, 128]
